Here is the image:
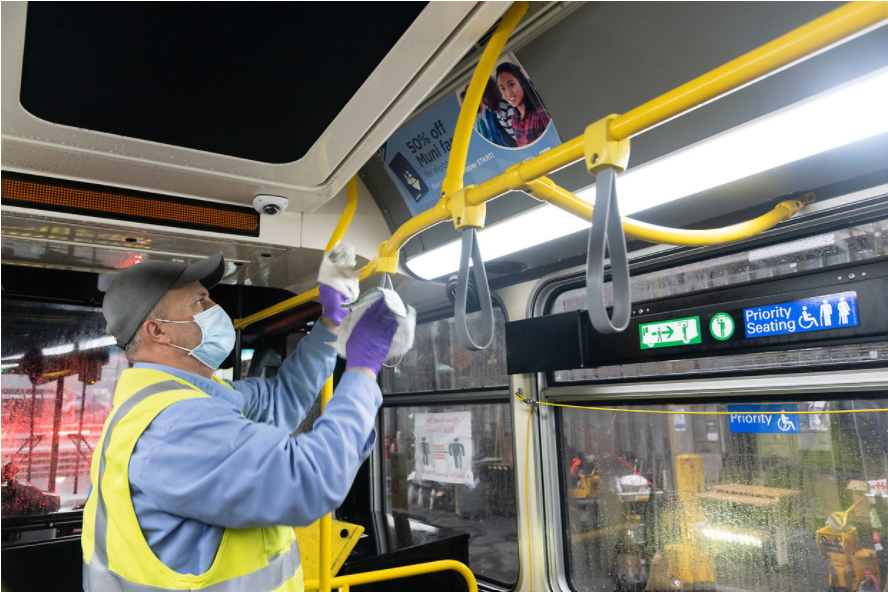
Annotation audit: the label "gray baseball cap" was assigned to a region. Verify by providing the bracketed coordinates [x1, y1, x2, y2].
[103, 253, 225, 348]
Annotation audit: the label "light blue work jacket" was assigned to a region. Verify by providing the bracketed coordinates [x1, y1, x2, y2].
[128, 324, 380, 575]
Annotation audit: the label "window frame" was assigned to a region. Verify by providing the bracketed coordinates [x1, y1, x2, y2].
[537, 371, 888, 592]
[527, 186, 888, 591]
[375, 392, 520, 588]
[546, 382, 888, 591]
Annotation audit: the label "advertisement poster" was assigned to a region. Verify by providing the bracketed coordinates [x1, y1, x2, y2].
[380, 54, 562, 216]
[414, 411, 473, 485]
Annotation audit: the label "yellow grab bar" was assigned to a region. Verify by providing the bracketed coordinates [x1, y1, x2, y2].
[318, 377, 335, 592]
[609, 1, 888, 140]
[234, 1, 886, 330]
[232, 287, 319, 330]
[232, 176, 358, 330]
[304, 559, 478, 592]
[527, 178, 804, 246]
[441, 1, 529, 198]
[326, 176, 359, 252]
[465, 1, 888, 204]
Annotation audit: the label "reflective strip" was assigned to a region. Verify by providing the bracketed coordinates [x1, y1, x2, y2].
[84, 546, 301, 592]
[84, 378, 302, 592]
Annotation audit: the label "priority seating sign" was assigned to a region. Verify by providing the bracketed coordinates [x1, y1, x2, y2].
[727, 404, 799, 434]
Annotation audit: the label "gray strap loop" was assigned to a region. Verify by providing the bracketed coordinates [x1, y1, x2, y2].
[379, 272, 393, 290]
[455, 228, 494, 351]
[586, 167, 632, 333]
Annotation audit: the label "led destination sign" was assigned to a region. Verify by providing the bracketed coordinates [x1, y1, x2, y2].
[743, 291, 859, 338]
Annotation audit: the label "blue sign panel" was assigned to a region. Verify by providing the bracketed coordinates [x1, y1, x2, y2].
[727, 404, 800, 434]
[743, 291, 859, 338]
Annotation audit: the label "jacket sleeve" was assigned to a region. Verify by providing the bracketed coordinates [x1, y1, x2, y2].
[234, 323, 337, 433]
[130, 370, 380, 528]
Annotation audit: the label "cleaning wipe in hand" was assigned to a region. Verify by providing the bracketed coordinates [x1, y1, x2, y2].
[333, 288, 416, 365]
[317, 243, 361, 302]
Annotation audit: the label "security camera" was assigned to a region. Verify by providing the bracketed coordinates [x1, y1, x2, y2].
[253, 195, 289, 216]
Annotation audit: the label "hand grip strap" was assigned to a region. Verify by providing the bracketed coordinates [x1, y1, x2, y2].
[455, 228, 494, 351]
[379, 272, 393, 290]
[586, 167, 632, 333]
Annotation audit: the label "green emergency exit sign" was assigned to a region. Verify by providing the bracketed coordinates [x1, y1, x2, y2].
[639, 317, 702, 349]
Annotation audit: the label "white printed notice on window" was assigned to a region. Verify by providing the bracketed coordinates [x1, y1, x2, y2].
[414, 411, 473, 485]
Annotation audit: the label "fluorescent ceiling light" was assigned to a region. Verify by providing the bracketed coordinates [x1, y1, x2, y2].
[1, 353, 24, 361]
[406, 67, 888, 280]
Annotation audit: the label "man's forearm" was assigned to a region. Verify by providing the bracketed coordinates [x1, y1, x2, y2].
[235, 323, 338, 430]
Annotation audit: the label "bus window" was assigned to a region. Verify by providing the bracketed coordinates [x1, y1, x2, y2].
[380, 307, 508, 394]
[2, 299, 126, 518]
[383, 402, 518, 587]
[549, 219, 888, 382]
[379, 306, 517, 585]
[557, 396, 888, 592]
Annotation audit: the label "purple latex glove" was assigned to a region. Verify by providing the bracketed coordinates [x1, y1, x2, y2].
[346, 299, 400, 374]
[319, 284, 350, 325]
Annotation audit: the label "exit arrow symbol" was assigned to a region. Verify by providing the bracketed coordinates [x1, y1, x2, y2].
[661, 326, 674, 339]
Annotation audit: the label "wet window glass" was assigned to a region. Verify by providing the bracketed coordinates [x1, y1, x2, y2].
[2, 299, 126, 518]
[559, 397, 888, 592]
[380, 307, 508, 394]
[551, 220, 888, 381]
[382, 403, 519, 586]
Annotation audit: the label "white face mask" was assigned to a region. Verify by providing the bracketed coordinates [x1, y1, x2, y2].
[154, 305, 236, 370]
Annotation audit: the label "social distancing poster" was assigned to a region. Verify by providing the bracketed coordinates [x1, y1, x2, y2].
[414, 411, 473, 485]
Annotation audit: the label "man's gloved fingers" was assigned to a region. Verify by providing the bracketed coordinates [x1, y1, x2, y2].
[361, 300, 401, 333]
[318, 284, 350, 324]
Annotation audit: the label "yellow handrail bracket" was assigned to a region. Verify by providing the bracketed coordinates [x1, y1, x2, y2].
[234, 1, 885, 333]
[450, 185, 485, 231]
[584, 114, 631, 175]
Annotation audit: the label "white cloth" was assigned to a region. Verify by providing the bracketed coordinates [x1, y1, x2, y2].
[333, 288, 416, 365]
[317, 243, 360, 302]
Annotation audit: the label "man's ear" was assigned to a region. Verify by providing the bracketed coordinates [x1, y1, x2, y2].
[143, 319, 172, 344]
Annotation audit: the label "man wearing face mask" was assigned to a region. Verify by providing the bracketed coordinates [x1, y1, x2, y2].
[82, 252, 397, 591]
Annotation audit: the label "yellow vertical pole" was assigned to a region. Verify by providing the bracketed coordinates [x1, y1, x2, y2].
[440, 1, 529, 198]
[318, 378, 334, 592]
[318, 176, 358, 592]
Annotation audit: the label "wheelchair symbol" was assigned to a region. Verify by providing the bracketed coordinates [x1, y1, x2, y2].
[798, 306, 818, 330]
[777, 414, 796, 432]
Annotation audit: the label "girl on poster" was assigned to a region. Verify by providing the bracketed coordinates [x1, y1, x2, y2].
[495, 62, 551, 147]
[459, 79, 516, 149]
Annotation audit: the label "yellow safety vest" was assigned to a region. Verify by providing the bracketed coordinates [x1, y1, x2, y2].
[82, 368, 304, 591]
